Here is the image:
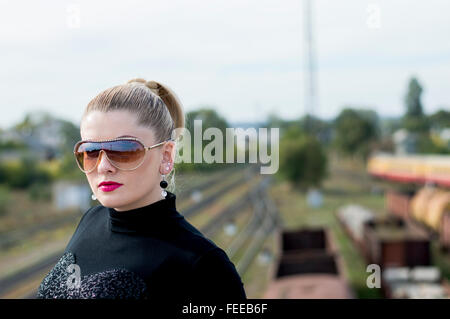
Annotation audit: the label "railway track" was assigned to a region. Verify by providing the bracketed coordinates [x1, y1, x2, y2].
[177, 165, 243, 199]
[0, 214, 81, 250]
[234, 177, 281, 275]
[0, 166, 246, 251]
[182, 167, 256, 218]
[201, 168, 266, 237]
[225, 178, 270, 259]
[0, 165, 270, 299]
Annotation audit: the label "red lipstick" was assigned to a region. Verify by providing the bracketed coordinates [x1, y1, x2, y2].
[98, 181, 123, 192]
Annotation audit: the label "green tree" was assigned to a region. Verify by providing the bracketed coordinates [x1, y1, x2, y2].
[405, 77, 424, 117]
[13, 113, 34, 136]
[264, 113, 299, 132]
[185, 108, 229, 135]
[183, 108, 231, 171]
[278, 126, 328, 191]
[429, 109, 450, 130]
[403, 77, 429, 132]
[299, 114, 332, 145]
[333, 108, 379, 159]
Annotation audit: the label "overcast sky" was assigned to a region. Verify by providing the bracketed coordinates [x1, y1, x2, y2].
[1, 0, 449, 130]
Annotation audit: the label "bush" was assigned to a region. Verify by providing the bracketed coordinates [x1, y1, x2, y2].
[1, 156, 53, 189]
[278, 127, 328, 191]
[1, 160, 31, 188]
[417, 133, 449, 154]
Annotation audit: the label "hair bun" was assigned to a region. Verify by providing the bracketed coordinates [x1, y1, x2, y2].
[127, 78, 160, 95]
[126, 78, 185, 140]
[145, 81, 159, 90]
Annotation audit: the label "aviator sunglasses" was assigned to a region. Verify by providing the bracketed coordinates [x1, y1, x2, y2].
[73, 136, 173, 173]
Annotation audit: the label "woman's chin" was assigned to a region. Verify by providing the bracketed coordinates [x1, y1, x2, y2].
[98, 196, 123, 208]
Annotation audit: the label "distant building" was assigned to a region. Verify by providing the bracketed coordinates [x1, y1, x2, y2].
[393, 129, 417, 154]
[52, 181, 91, 212]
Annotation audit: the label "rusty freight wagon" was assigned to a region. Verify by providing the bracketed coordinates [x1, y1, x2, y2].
[363, 216, 431, 268]
[262, 228, 353, 299]
[383, 186, 450, 251]
[337, 204, 431, 268]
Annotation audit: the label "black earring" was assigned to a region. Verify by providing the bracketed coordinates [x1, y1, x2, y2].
[160, 174, 168, 198]
[160, 163, 170, 198]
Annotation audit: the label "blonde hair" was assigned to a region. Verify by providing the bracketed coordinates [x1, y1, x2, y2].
[82, 78, 185, 193]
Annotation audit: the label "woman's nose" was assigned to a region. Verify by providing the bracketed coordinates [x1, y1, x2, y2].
[96, 150, 116, 172]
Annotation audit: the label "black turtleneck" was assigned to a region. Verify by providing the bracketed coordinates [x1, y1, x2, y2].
[36, 191, 247, 300]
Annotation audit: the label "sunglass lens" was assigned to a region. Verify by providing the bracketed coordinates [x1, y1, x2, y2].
[75, 140, 145, 172]
[105, 140, 145, 169]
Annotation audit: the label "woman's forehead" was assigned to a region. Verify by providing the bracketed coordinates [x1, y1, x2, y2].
[80, 111, 154, 141]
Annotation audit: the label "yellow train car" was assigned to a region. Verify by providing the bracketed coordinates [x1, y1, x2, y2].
[367, 153, 450, 188]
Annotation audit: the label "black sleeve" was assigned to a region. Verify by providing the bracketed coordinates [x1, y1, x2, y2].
[189, 247, 247, 301]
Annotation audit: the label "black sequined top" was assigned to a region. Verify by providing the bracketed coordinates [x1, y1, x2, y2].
[36, 191, 247, 300]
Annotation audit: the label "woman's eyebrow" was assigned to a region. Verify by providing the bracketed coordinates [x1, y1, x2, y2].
[82, 135, 137, 141]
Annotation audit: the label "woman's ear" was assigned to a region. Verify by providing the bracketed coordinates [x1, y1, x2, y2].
[160, 141, 175, 174]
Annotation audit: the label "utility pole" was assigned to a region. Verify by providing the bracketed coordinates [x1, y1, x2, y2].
[303, 0, 317, 133]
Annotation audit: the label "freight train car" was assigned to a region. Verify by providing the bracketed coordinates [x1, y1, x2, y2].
[363, 217, 430, 268]
[368, 153, 450, 251]
[385, 189, 415, 220]
[383, 187, 450, 251]
[337, 205, 431, 268]
[262, 228, 353, 299]
[336, 204, 449, 298]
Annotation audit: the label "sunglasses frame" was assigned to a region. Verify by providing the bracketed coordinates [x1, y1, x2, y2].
[73, 136, 173, 173]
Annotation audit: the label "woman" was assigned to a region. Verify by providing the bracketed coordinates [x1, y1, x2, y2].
[37, 79, 247, 300]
